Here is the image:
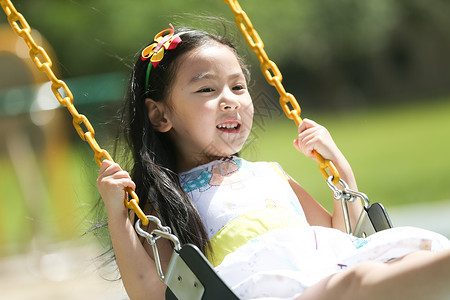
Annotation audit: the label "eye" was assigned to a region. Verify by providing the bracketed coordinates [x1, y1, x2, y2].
[197, 87, 215, 93]
[232, 84, 246, 91]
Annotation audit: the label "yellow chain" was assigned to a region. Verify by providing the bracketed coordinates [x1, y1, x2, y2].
[0, 0, 149, 226]
[223, 0, 340, 184]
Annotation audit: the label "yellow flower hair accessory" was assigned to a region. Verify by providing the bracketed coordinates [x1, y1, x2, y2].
[141, 24, 183, 90]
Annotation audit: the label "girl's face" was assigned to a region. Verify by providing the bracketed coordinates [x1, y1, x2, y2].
[162, 42, 253, 171]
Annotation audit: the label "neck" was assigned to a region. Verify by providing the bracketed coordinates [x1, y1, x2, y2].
[176, 152, 229, 173]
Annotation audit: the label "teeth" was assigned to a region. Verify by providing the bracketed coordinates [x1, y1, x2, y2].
[217, 123, 238, 129]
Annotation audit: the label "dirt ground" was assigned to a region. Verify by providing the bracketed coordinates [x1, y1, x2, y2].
[0, 242, 129, 300]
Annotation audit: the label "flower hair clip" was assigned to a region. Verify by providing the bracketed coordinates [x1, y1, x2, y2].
[141, 24, 183, 90]
[141, 24, 182, 66]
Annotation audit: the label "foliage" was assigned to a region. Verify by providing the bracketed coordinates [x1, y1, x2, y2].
[2, 0, 449, 107]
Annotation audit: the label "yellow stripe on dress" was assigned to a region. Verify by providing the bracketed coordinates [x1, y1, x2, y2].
[268, 161, 289, 184]
[206, 205, 308, 267]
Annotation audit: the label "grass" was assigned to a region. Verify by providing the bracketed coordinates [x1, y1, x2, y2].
[1, 98, 449, 253]
[242, 98, 450, 211]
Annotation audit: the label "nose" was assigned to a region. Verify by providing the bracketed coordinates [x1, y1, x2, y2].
[219, 90, 240, 111]
[220, 102, 239, 111]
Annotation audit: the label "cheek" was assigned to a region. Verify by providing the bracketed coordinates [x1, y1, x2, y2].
[248, 103, 254, 118]
[242, 102, 254, 122]
[182, 99, 216, 117]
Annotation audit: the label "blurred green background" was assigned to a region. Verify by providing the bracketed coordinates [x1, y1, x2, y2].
[1, 0, 450, 258]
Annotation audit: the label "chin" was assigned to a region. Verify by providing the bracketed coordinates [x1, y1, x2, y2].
[207, 151, 239, 160]
[203, 141, 245, 159]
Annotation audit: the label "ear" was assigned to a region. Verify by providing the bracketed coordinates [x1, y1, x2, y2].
[145, 98, 172, 132]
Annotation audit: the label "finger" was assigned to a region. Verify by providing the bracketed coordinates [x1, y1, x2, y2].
[111, 171, 134, 182]
[298, 118, 318, 134]
[302, 140, 319, 159]
[297, 126, 320, 142]
[125, 181, 136, 192]
[102, 162, 123, 177]
[293, 139, 319, 163]
[97, 162, 127, 191]
[293, 139, 301, 152]
[99, 159, 114, 173]
[97, 175, 136, 192]
[295, 132, 317, 158]
[117, 178, 136, 191]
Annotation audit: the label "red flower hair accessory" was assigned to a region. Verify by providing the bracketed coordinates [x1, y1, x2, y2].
[141, 23, 182, 67]
[141, 24, 183, 91]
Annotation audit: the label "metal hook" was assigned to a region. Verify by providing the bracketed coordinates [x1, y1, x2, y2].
[326, 176, 357, 202]
[135, 215, 181, 282]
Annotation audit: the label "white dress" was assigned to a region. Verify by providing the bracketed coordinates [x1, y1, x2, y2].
[178, 156, 450, 299]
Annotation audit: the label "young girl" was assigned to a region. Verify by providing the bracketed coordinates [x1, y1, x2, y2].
[96, 25, 450, 300]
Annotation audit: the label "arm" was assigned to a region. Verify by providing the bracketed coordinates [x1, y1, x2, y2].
[97, 160, 172, 300]
[287, 174, 332, 227]
[292, 119, 363, 232]
[298, 250, 450, 300]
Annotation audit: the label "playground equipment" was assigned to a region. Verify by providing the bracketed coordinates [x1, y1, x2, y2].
[1, 0, 392, 298]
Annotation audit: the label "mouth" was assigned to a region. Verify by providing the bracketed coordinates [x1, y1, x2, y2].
[216, 120, 241, 133]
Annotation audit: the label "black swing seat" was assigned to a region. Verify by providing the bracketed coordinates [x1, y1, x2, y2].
[165, 244, 239, 300]
[164, 203, 392, 300]
[354, 202, 393, 238]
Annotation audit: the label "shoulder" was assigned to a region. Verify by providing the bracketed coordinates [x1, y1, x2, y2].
[239, 158, 289, 181]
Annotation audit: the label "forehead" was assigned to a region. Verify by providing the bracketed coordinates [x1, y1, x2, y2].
[176, 43, 244, 82]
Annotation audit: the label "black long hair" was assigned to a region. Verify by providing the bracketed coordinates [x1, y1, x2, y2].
[120, 27, 249, 252]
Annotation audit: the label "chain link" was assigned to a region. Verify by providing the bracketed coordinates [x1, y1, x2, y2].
[223, 0, 340, 184]
[0, 0, 149, 226]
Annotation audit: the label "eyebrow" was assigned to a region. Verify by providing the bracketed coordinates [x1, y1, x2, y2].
[189, 72, 245, 84]
[189, 72, 215, 83]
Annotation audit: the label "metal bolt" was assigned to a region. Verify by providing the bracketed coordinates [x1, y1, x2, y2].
[334, 191, 342, 200]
